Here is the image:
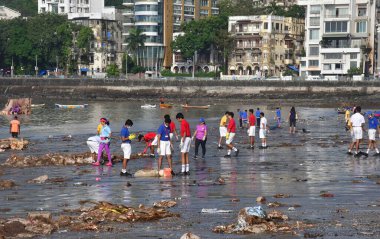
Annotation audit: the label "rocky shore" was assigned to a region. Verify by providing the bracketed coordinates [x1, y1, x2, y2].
[1, 78, 380, 106]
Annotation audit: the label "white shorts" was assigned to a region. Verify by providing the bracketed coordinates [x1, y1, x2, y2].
[369, 129, 376, 141]
[350, 130, 355, 142]
[353, 127, 363, 140]
[226, 133, 235, 144]
[151, 135, 158, 146]
[170, 133, 174, 140]
[259, 129, 267, 139]
[248, 126, 256, 136]
[87, 140, 99, 153]
[159, 140, 171, 156]
[181, 137, 191, 153]
[219, 126, 227, 137]
[121, 143, 131, 159]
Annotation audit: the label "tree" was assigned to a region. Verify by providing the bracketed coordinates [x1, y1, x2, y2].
[347, 67, 362, 76]
[125, 27, 146, 73]
[106, 63, 120, 77]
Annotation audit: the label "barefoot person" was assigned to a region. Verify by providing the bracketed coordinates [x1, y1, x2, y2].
[248, 109, 256, 149]
[192, 118, 208, 159]
[138, 132, 157, 157]
[288, 106, 297, 133]
[120, 119, 134, 176]
[93, 118, 112, 166]
[225, 112, 239, 157]
[157, 118, 174, 175]
[259, 112, 269, 149]
[218, 112, 228, 149]
[10, 116, 20, 138]
[176, 113, 191, 175]
[349, 106, 366, 157]
[365, 112, 379, 156]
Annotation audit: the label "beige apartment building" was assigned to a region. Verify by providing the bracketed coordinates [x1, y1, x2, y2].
[228, 15, 304, 77]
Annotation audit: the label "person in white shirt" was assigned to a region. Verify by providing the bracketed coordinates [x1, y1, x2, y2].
[348, 106, 366, 156]
[259, 112, 269, 149]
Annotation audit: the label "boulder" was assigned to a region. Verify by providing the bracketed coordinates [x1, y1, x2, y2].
[27, 175, 48, 184]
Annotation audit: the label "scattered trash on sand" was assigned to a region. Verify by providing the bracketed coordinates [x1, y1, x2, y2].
[201, 208, 234, 214]
[27, 175, 49, 184]
[267, 202, 301, 208]
[230, 198, 240, 202]
[320, 191, 334, 197]
[0, 201, 179, 238]
[0, 138, 29, 150]
[273, 193, 292, 198]
[0, 180, 16, 190]
[213, 206, 313, 234]
[153, 200, 177, 208]
[180, 232, 201, 239]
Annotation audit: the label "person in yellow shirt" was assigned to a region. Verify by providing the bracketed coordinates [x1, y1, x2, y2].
[10, 116, 20, 138]
[345, 108, 351, 126]
[218, 112, 229, 149]
[97, 123, 103, 135]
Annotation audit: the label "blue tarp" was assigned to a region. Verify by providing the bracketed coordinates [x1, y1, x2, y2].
[80, 68, 89, 72]
[39, 70, 47, 76]
[287, 65, 299, 73]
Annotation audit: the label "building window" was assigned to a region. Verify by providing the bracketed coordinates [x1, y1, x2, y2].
[350, 53, 358, 59]
[309, 46, 319, 56]
[323, 64, 331, 70]
[325, 21, 348, 33]
[310, 5, 321, 14]
[264, 22, 268, 29]
[356, 21, 367, 33]
[310, 17, 320, 26]
[309, 60, 319, 67]
[350, 61, 357, 68]
[309, 29, 319, 40]
[324, 53, 342, 59]
[335, 63, 342, 69]
[201, 0, 208, 7]
[358, 6, 367, 16]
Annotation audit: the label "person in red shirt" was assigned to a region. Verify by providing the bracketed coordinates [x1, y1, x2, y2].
[164, 115, 179, 151]
[248, 109, 256, 149]
[138, 132, 157, 157]
[225, 112, 239, 157]
[176, 113, 191, 175]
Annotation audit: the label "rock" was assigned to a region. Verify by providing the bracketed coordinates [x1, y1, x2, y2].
[153, 200, 177, 208]
[0, 180, 16, 189]
[28, 212, 52, 222]
[10, 139, 29, 150]
[256, 196, 266, 203]
[27, 175, 48, 184]
[320, 193, 334, 198]
[134, 169, 160, 177]
[230, 198, 240, 202]
[267, 210, 289, 221]
[0, 221, 28, 237]
[180, 232, 201, 239]
[273, 193, 291, 198]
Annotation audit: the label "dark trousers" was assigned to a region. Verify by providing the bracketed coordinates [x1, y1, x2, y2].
[256, 118, 261, 128]
[195, 138, 206, 157]
[239, 118, 242, 128]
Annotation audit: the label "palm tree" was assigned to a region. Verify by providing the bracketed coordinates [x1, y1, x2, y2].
[124, 27, 146, 77]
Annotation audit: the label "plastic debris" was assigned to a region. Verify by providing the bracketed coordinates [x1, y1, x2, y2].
[201, 208, 234, 214]
[180, 232, 201, 239]
[246, 206, 267, 218]
[153, 200, 177, 208]
[134, 169, 164, 177]
[27, 175, 49, 184]
[0, 180, 16, 190]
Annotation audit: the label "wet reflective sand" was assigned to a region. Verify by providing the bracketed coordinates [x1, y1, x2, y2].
[0, 101, 380, 238]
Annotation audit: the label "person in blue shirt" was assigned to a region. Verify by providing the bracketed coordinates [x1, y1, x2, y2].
[120, 119, 134, 176]
[275, 107, 281, 128]
[157, 118, 175, 175]
[93, 118, 112, 167]
[255, 108, 261, 128]
[241, 110, 248, 128]
[366, 112, 379, 156]
[237, 109, 243, 128]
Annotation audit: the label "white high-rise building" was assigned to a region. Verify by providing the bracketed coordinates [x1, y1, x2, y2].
[299, 0, 376, 79]
[38, 0, 104, 15]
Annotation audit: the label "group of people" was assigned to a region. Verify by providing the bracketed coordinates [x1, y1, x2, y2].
[86, 106, 300, 177]
[346, 106, 380, 157]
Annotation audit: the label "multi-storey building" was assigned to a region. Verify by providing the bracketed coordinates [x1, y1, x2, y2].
[252, 0, 298, 8]
[38, 0, 123, 76]
[0, 6, 21, 20]
[228, 15, 304, 77]
[299, 0, 376, 79]
[122, 0, 219, 76]
[38, 0, 104, 14]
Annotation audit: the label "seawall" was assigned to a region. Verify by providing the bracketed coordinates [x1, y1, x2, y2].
[1, 78, 380, 104]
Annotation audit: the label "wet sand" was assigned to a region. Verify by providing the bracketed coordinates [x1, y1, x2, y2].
[0, 102, 380, 238]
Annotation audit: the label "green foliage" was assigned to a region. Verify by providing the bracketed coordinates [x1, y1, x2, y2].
[121, 54, 136, 73]
[106, 63, 120, 77]
[105, 0, 124, 8]
[131, 66, 145, 74]
[77, 28, 94, 49]
[283, 69, 294, 76]
[0, 0, 38, 16]
[0, 14, 93, 74]
[125, 28, 146, 66]
[347, 67, 362, 76]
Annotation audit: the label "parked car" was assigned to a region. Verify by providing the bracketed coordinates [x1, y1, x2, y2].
[265, 76, 281, 81]
[305, 75, 323, 81]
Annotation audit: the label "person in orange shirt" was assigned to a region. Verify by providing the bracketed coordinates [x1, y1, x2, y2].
[10, 116, 20, 138]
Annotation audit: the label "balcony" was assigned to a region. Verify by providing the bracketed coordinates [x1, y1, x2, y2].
[324, 14, 350, 19]
[123, 0, 134, 6]
[236, 43, 262, 49]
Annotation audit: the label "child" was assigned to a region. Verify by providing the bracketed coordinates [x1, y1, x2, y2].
[365, 112, 379, 156]
[225, 112, 239, 157]
[138, 132, 157, 157]
[120, 119, 134, 176]
[176, 113, 191, 175]
[259, 112, 269, 149]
